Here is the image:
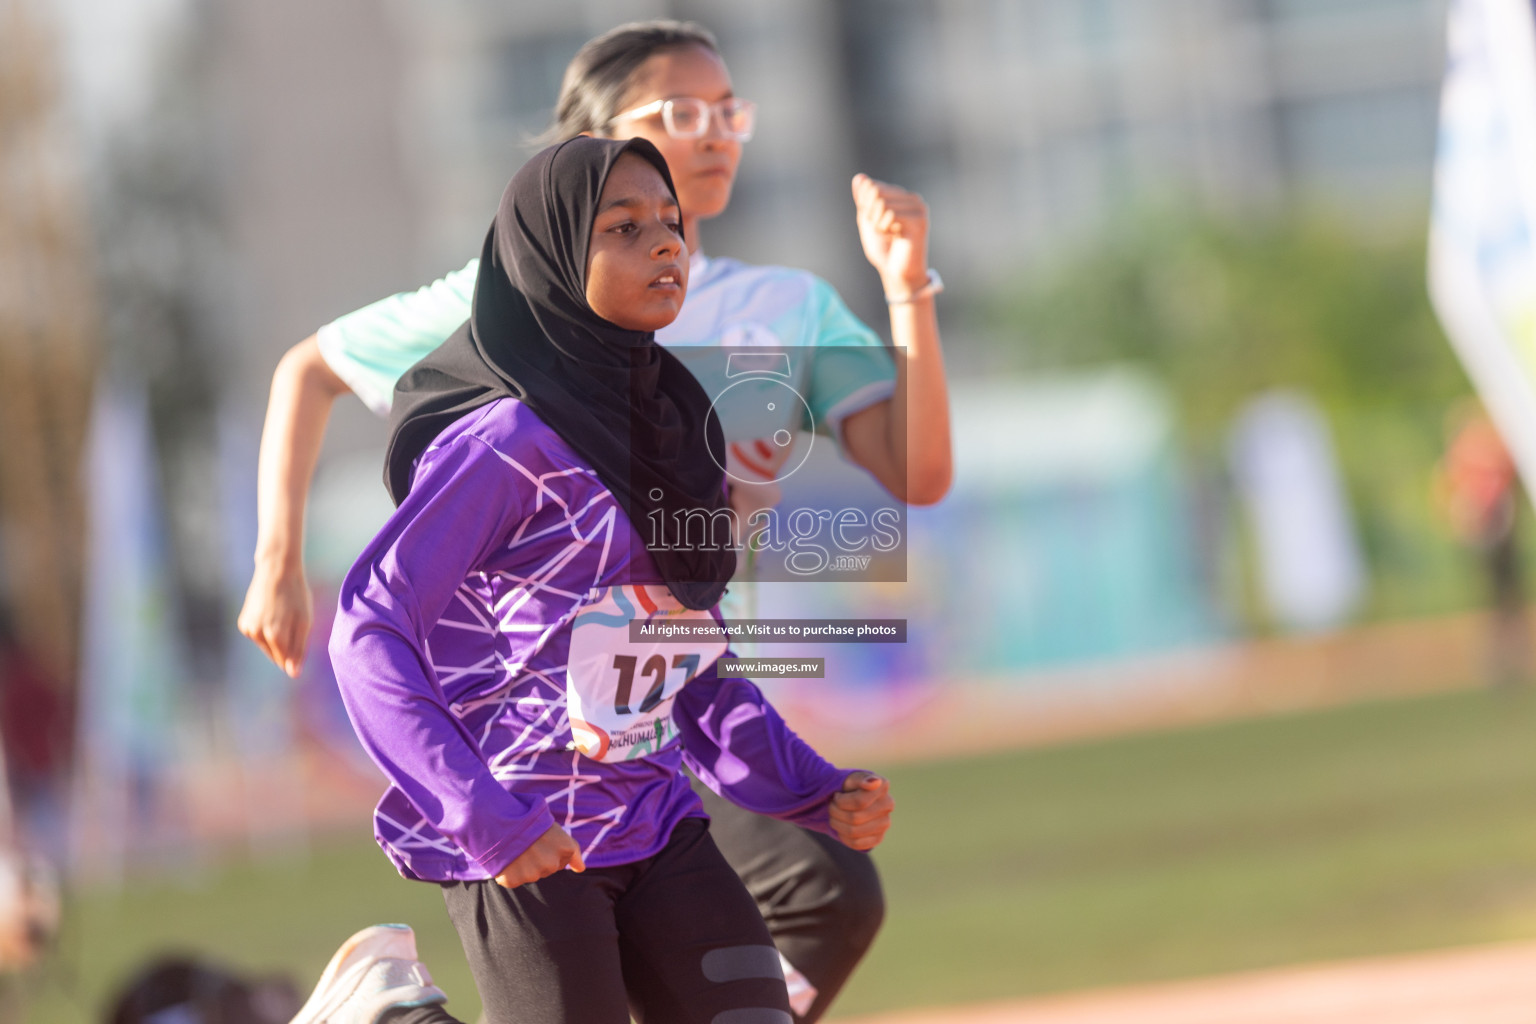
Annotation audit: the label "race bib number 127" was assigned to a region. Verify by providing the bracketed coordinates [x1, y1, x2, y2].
[565, 585, 728, 763]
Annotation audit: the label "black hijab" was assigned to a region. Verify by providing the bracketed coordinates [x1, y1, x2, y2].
[384, 136, 735, 610]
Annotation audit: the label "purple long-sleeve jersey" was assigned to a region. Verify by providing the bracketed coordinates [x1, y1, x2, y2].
[328, 398, 848, 882]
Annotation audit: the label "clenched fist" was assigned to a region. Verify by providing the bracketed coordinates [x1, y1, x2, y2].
[829, 771, 894, 852]
[852, 173, 931, 297]
[494, 824, 586, 889]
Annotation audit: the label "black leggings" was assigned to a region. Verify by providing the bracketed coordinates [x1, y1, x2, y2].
[692, 781, 884, 1023]
[391, 795, 884, 1024]
[392, 818, 791, 1024]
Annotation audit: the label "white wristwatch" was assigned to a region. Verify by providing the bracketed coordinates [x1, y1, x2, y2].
[885, 268, 944, 305]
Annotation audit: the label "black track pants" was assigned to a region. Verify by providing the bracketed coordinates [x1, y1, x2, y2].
[693, 781, 885, 1023]
[389, 817, 791, 1024]
[389, 791, 885, 1024]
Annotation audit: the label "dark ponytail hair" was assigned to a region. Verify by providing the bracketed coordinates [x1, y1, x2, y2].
[534, 20, 720, 146]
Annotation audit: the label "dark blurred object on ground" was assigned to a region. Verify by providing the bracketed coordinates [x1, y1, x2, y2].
[106, 957, 300, 1024]
[1439, 404, 1529, 687]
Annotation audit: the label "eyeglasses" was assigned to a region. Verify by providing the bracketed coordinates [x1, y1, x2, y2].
[609, 96, 757, 142]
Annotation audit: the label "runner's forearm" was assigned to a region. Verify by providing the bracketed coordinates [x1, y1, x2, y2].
[674, 670, 847, 833]
[253, 334, 350, 570]
[886, 292, 953, 505]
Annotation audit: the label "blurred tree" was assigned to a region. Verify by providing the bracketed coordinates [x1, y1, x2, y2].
[981, 214, 1464, 434]
[91, 6, 231, 691]
[977, 212, 1484, 622]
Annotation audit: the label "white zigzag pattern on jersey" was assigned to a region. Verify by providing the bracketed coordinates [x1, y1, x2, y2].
[542, 750, 627, 858]
[478, 666, 567, 754]
[432, 652, 502, 691]
[438, 494, 616, 722]
[508, 485, 615, 551]
[387, 451, 632, 864]
[485, 666, 571, 752]
[376, 809, 463, 856]
[479, 670, 572, 774]
[568, 804, 627, 860]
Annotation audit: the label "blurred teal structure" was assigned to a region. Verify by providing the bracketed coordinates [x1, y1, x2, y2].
[764, 367, 1223, 698]
[928, 369, 1222, 674]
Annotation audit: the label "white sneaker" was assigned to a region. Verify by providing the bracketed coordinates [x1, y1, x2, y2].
[778, 952, 818, 1019]
[290, 924, 447, 1024]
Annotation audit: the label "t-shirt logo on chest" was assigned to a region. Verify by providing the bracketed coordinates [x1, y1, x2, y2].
[719, 321, 782, 349]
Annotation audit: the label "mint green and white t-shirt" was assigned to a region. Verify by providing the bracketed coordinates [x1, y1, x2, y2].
[316, 251, 897, 620]
[317, 251, 894, 437]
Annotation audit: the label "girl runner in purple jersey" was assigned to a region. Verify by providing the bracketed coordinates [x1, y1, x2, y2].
[307, 136, 892, 1024]
[247, 21, 946, 1023]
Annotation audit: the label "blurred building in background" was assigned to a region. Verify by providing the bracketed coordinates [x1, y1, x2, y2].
[377, 0, 1451, 324]
[841, 0, 1449, 279]
[44, 0, 1452, 435]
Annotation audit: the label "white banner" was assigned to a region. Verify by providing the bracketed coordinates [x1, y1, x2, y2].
[1429, 0, 1536, 494]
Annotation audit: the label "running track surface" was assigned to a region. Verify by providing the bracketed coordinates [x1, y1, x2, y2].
[840, 941, 1536, 1024]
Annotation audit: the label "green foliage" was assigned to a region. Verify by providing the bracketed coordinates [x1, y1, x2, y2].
[977, 212, 1488, 620]
[981, 212, 1467, 436]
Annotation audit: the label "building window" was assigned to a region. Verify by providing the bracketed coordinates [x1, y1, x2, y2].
[484, 31, 589, 139]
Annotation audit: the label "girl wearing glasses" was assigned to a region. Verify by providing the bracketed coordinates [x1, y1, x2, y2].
[245, 20, 950, 1024]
